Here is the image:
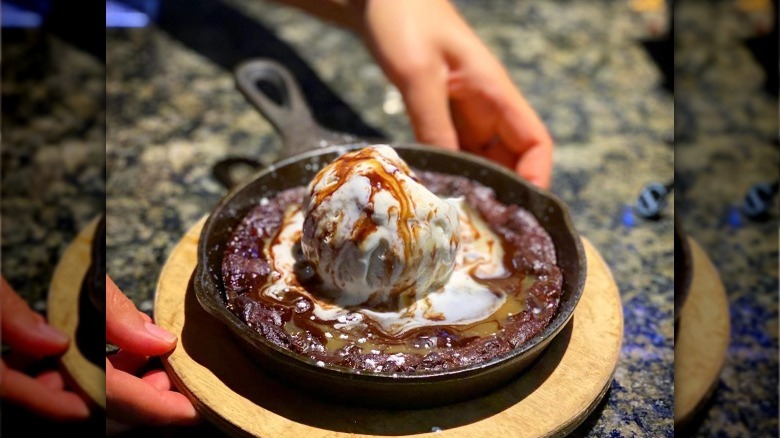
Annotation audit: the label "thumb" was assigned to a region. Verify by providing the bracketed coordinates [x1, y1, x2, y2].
[106, 275, 176, 356]
[1, 277, 69, 357]
[397, 65, 459, 151]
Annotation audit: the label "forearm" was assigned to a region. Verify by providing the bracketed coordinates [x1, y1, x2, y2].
[267, 0, 366, 32]
[266, 0, 470, 47]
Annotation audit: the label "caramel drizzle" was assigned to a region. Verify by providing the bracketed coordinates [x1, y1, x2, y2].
[255, 200, 534, 353]
[307, 148, 417, 298]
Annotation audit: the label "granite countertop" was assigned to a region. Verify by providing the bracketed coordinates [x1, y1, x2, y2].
[106, 1, 674, 436]
[1, 33, 105, 306]
[675, 2, 779, 436]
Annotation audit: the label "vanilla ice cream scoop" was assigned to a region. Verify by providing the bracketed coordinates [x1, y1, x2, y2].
[301, 145, 460, 308]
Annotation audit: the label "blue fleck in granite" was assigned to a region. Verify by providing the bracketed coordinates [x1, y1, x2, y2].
[106, 1, 674, 436]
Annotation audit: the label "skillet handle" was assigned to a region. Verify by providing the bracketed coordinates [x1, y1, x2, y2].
[235, 59, 362, 160]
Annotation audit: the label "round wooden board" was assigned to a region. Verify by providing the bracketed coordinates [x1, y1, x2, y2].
[47, 217, 106, 409]
[155, 218, 623, 438]
[674, 238, 730, 427]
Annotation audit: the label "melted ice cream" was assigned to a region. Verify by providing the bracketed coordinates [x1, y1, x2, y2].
[265, 197, 507, 335]
[300, 145, 461, 307]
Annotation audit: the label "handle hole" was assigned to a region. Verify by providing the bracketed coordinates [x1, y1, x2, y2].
[213, 157, 265, 189]
[254, 71, 288, 107]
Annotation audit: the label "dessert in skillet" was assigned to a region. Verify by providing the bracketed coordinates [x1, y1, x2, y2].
[222, 145, 562, 373]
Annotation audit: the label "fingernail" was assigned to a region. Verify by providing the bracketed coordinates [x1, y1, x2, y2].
[144, 322, 177, 343]
[37, 321, 69, 344]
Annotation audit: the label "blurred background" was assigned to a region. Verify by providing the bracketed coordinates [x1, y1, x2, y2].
[0, 0, 776, 437]
[1, 0, 105, 434]
[675, 0, 779, 436]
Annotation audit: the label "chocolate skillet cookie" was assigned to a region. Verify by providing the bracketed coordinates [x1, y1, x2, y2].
[222, 173, 562, 373]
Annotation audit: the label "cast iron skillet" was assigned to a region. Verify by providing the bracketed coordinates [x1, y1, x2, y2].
[193, 59, 586, 408]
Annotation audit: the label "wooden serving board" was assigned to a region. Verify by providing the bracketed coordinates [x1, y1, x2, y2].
[674, 238, 730, 427]
[47, 217, 106, 409]
[155, 218, 623, 438]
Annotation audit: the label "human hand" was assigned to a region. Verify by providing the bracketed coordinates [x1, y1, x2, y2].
[0, 277, 91, 420]
[356, 0, 554, 188]
[106, 275, 199, 426]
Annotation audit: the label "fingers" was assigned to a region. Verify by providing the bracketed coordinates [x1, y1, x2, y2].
[448, 71, 498, 152]
[1, 362, 90, 421]
[1, 277, 68, 357]
[105, 277, 193, 427]
[106, 275, 176, 357]
[515, 141, 553, 190]
[483, 136, 553, 190]
[497, 91, 554, 189]
[483, 138, 518, 169]
[398, 65, 459, 151]
[106, 360, 199, 426]
[359, 0, 459, 150]
[1, 279, 90, 421]
[35, 370, 65, 391]
[141, 369, 172, 392]
[108, 350, 149, 375]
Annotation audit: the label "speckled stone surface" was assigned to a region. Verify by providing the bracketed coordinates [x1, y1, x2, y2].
[106, 1, 673, 436]
[1, 32, 105, 306]
[675, 1, 779, 436]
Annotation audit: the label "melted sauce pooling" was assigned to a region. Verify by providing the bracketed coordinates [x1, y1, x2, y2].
[257, 203, 529, 355]
[223, 170, 563, 372]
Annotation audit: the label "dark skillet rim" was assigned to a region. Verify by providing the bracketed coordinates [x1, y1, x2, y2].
[674, 218, 693, 319]
[194, 143, 587, 383]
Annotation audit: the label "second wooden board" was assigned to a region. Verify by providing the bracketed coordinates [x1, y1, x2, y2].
[47, 217, 106, 410]
[674, 238, 730, 428]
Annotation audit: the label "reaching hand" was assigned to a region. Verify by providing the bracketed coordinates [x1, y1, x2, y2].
[357, 0, 554, 189]
[105, 275, 199, 426]
[0, 277, 91, 421]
